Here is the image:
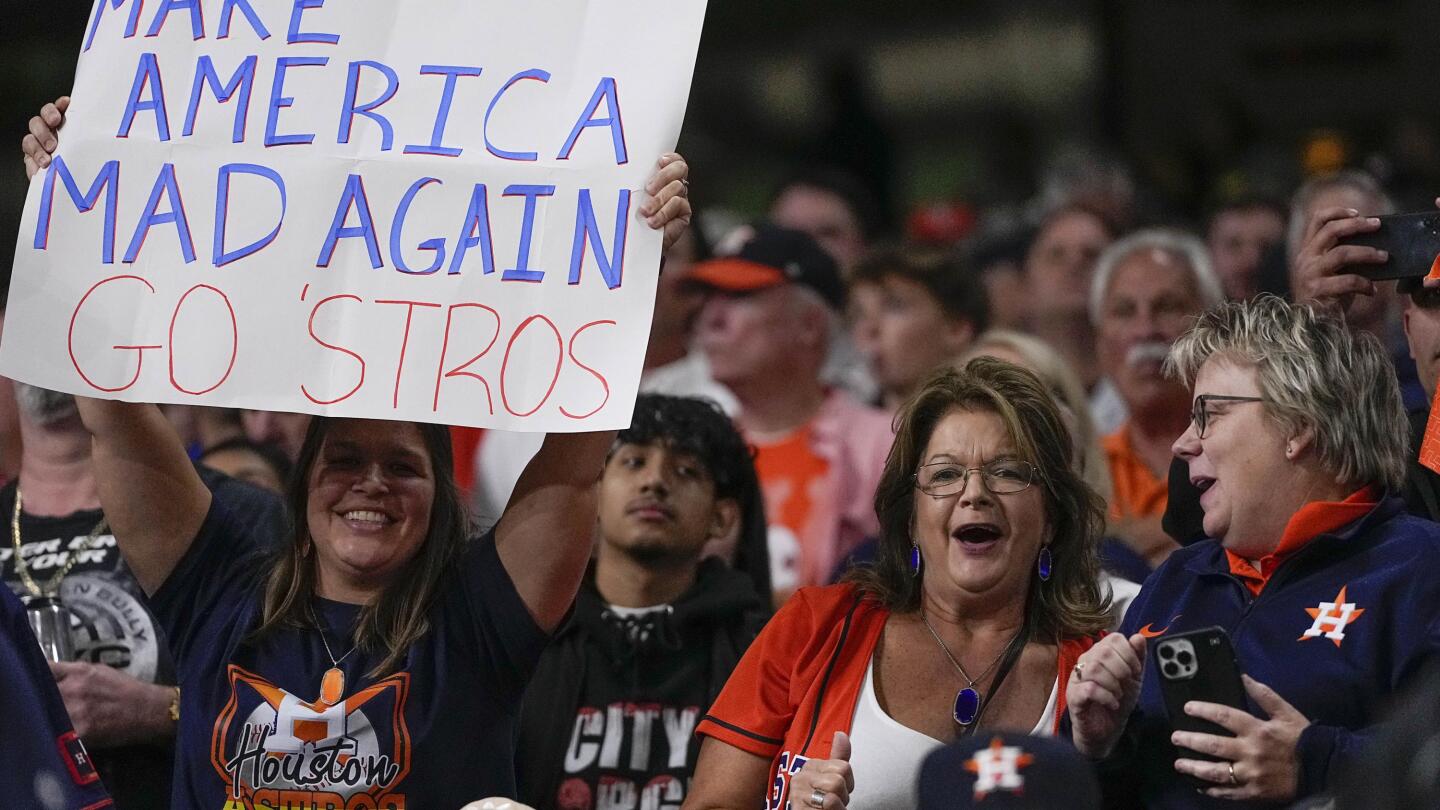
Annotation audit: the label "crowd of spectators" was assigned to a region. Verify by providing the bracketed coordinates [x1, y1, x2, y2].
[9, 46, 1440, 810]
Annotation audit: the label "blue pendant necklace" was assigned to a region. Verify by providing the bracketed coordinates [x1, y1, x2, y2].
[920, 609, 1024, 728]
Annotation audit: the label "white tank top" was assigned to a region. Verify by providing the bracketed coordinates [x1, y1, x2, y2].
[844, 655, 1059, 809]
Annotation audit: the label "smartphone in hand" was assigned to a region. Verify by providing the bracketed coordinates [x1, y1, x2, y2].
[1154, 626, 1247, 786]
[1337, 211, 1440, 281]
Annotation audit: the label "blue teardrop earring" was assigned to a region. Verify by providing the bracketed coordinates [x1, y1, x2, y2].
[1037, 546, 1052, 582]
[910, 543, 922, 577]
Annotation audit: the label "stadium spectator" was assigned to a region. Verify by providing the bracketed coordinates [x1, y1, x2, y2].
[959, 332, 1144, 614]
[968, 225, 1032, 332]
[5, 384, 184, 808]
[1070, 297, 1440, 807]
[687, 360, 1108, 809]
[1091, 229, 1224, 569]
[515, 395, 769, 808]
[1399, 277, 1440, 519]
[1285, 196, 1440, 519]
[197, 438, 292, 494]
[238, 410, 311, 462]
[689, 225, 892, 601]
[768, 170, 887, 405]
[848, 245, 988, 411]
[1206, 195, 1287, 301]
[24, 133, 692, 805]
[770, 168, 883, 277]
[0, 584, 116, 809]
[1288, 171, 1426, 411]
[1019, 204, 1119, 431]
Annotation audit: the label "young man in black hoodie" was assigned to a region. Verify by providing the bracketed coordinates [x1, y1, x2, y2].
[516, 394, 770, 810]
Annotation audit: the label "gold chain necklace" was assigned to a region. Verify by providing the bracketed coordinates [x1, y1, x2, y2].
[10, 488, 108, 599]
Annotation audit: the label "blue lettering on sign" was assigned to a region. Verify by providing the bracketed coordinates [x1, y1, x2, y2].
[337, 61, 400, 150]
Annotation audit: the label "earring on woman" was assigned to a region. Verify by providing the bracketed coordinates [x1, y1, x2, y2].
[1037, 546, 1052, 581]
[910, 543, 922, 577]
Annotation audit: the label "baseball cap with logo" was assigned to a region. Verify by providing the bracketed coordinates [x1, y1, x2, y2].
[686, 223, 846, 310]
[917, 732, 1101, 809]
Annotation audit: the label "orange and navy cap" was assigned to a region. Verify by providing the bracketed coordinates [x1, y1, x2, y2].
[687, 224, 845, 310]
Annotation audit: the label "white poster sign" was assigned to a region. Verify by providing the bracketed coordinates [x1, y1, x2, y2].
[1, 0, 706, 431]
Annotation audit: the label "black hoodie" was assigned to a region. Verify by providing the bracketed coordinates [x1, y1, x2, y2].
[515, 557, 769, 809]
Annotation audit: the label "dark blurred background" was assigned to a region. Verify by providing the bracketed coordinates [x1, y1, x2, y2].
[6, 0, 1440, 256]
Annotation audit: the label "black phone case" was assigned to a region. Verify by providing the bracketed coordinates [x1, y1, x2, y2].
[1154, 626, 1247, 784]
[1337, 211, 1440, 280]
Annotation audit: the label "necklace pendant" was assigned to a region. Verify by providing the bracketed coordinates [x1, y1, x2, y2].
[954, 686, 981, 726]
[320, 666, 345, 706]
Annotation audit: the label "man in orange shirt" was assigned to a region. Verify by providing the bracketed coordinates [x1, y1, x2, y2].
[1091, 229, 1223, 569]
[690, 226, 892, 604]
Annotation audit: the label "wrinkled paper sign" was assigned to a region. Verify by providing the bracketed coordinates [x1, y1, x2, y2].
[1, 0, 706, 430]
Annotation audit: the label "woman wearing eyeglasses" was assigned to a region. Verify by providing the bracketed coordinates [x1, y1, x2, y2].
[682, 359, 1111, 810]
[1069, 296, 1440, 808]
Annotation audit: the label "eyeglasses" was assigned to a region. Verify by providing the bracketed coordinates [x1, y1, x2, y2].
[914, 459, 1037, 498]
[1190, 394, 1264, 439]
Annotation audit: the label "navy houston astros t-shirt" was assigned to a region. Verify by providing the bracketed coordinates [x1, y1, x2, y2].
[150, 488, 549, 809]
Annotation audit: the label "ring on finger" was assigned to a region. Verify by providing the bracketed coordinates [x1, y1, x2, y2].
[1073, 662, 1086, 682]
[808, 788, 826, 808]
[1227, 763, 1238, 786]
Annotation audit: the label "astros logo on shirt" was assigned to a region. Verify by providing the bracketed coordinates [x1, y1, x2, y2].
[1299, 586, 1365, 647]
[210, 665, 412, 809]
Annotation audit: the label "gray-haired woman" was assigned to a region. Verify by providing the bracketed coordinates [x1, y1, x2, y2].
[1068, 296, 1440, 807]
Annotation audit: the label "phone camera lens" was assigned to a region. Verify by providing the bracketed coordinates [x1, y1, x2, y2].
[1159, 646, 1174, 660]
[1177, 650, 1193, 666]
[1162, 662, 1179, 679]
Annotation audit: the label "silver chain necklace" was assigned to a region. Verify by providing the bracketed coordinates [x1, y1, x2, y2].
[920, 608, 1023, 727]
[309, 603, 359, 707]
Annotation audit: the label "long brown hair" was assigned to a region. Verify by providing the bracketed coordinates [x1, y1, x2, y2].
[848, 358, 1111, 640]
[249, 418, 470, 676]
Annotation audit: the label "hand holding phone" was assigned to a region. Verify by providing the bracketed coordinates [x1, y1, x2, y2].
[1158, 631, 1312, 802]
[1154, 627, 1247, 782]
[1292, 207, 1386, 308]
[1336, 211, 1440, 282]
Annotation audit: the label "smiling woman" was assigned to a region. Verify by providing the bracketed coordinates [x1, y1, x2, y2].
[684, 359, 1110, 810]
[255, 419, 452, 678]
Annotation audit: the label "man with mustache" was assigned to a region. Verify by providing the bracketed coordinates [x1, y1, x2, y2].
[514, 394, 769, 810]
[1091, 230, 1224, 569]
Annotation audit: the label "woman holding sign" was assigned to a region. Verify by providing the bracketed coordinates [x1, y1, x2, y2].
[25, 108, 693, 808]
